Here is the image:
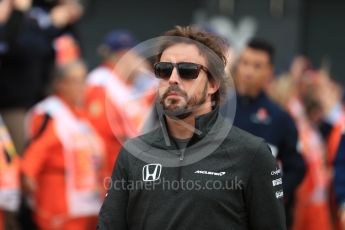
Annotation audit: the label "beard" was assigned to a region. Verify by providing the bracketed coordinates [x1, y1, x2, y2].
[160, 83, 208, 119]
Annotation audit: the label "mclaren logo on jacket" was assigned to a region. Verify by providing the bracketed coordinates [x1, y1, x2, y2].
[194, 170, 226, 176]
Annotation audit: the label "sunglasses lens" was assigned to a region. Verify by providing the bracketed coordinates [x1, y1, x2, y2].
[154, 62, 173, 79]
[177, 63, 200, 79]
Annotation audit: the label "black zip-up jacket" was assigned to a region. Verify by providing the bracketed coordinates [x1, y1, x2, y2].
[228, 93, 306, 227]
[97, 108, 287, 230]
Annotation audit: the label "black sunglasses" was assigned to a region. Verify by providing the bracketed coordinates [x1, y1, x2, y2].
[154, 62, 209, 80]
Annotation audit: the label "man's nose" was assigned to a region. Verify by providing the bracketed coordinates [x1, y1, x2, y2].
[241, 66, 254, 79]
[168, 67, 181, 85]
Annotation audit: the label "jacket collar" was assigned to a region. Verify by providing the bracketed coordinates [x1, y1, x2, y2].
[152, 107, 220, 150]
[238, 91, 267, 105]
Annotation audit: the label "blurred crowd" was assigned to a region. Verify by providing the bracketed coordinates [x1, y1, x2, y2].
[0, 0, 345, 230]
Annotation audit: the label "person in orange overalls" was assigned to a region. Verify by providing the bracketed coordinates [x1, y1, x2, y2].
[85, 30, 157, 176]
[0, 115, 20, 230]
[269, 73, 333, 230]
[312, 70, 345, 230]
[21, 59, 106, 230]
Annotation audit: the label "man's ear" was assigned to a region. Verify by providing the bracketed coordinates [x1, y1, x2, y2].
[266, 65, 274, 82]
[208, 78, 220, 95]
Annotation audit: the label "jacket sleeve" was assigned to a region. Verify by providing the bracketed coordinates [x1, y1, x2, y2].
[21, 118, 57, 180]
[97, 148, 129, 230]
[334, 134, 345, 208]
[245, 141, 287, 230]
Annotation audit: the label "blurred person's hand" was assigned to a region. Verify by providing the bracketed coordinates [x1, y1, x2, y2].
[290, 56, 309, 80]
[312, 70, 342, 115]
[50, 1, 83, 28]
[0, 0, 32, 23]
[0, 0, 12, 23]
[65, 1, 83, 24]
[50, 4, 70, 28]
[13, 0, 32, 12]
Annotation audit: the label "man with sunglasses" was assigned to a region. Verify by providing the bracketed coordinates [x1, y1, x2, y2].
[97, 26, 287, 230]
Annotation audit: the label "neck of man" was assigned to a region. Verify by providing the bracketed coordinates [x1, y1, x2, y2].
[166, 99, 213, 140]
[56, 93, 82, 111]
[238, 87, 262, 99]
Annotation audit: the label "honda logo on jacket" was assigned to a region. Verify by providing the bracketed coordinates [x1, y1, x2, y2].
[142, 164, 162, 182]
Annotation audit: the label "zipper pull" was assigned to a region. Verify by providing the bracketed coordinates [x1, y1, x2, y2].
[179, 150, 184, 161]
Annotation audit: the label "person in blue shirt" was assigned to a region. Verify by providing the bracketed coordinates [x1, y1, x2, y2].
[222, 38, 306, 227]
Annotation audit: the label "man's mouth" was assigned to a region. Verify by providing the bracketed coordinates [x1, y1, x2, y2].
[167, 92, 182, 97]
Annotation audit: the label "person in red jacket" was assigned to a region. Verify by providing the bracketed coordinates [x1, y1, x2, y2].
[85, 30, 156, 176]
[22, 60, 106, 230]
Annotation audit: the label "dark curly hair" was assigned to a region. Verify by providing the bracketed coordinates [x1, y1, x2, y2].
[156, 25, 230, 107]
